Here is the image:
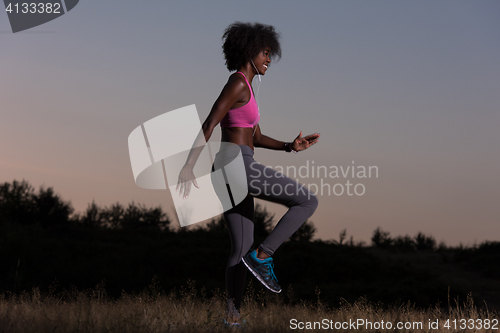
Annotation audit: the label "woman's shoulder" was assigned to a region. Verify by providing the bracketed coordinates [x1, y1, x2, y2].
[224, 72, 248, 94]
[228, 71, 246, 84]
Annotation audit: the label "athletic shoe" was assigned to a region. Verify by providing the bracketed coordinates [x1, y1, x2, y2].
[223, 306, 247, 329]
[224, 301, 241, 325]
[242, 249, 282, 293]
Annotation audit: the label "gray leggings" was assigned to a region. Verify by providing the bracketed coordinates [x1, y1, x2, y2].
[212, 144, 318, 310]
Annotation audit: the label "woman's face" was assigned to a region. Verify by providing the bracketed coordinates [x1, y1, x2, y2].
[251, 48, 271, 75]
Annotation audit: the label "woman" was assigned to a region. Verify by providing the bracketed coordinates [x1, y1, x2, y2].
[176, 22, 319, 326]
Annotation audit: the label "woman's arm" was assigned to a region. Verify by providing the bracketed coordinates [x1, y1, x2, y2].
[176, 75, 247, 197]
[253, 125, 320, 152]
[252, 125, 287, 150]
[180, 76, 246, 167]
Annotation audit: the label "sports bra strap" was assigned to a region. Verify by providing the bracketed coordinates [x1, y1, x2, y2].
[236, 71, 253, 96]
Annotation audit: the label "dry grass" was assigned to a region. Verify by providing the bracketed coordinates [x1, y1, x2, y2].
[0, 281, 498, 332]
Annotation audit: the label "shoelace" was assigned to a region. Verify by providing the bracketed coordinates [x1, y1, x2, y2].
[263, 260, 278, 282]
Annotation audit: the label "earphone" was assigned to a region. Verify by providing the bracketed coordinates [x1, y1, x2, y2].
[250, 59, 262, 109]
[250, 59, 262, 82]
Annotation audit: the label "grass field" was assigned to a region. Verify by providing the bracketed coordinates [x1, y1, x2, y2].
[0, 281, 498, 333]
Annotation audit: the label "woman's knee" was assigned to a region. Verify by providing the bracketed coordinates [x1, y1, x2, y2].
[305, 193, 319, 214]
[289, 191, 318, 216]
[227, 231, 253, 258]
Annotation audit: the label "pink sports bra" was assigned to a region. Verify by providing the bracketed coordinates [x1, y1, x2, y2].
[220, 71, 260, 128]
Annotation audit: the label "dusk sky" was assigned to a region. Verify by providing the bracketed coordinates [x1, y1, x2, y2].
[1, 1, 499, 245]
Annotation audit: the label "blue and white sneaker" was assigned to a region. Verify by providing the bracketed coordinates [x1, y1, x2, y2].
[242, 249, 282, 293]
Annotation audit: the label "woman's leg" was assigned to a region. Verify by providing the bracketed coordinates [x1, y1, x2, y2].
[223, 194, 254, 313]
[212, 144, 255, 318]
[239, 156, 318, 293]
[246, 160, 319, 257]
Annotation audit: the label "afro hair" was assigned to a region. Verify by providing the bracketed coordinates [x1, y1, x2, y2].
[222, 22, 281, 71]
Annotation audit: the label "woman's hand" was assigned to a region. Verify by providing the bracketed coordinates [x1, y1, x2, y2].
[176, 164, 199, 199]
[291, 132, 320, 152]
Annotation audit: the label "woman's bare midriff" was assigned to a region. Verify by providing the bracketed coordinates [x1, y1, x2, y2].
[221, 127, 255, 150]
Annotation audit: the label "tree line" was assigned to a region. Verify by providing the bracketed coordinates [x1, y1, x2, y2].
[1, 179, 498, 309]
